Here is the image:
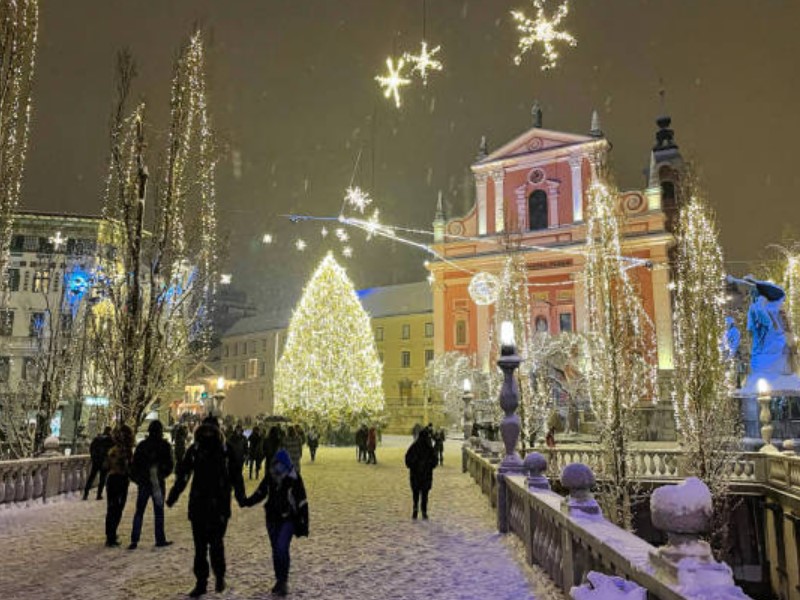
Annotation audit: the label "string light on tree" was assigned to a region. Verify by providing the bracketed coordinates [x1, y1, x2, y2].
[375, 56, 412, 108]
[320, 226, 329, 238]
[274, 253, 385, 427]
[336, 228, 349, 242]
[403, 41, 443, 85]
[344, 186, 372, 214]
[342, 246, 353, 258]
[511, 0, 577, 70]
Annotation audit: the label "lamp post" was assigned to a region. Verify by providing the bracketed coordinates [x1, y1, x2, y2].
[211, 376, 226, 417]
[497, 321, 523, 533]
[462, 377, 474, 441]
[757, 378, 778, 453]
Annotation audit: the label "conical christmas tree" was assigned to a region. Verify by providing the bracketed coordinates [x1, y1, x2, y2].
[274, 253, 385, 427]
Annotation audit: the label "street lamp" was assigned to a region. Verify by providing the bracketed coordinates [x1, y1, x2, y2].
[212, 376, 226, 417]
[757, 378, 777, 453]
[462, 377, 474, 441]
[496, 320, 523, 533]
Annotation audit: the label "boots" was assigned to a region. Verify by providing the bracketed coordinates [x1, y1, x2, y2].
[189, 581, 207, 598]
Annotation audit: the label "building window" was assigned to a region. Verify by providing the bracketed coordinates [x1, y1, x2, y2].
[424, 322, 434, 338]
[249, 341, 256, 354]
[425, 349, 434, 365]
[224, 345, 229, 358]
[401, 351, 411, 368]
[401, 324, 411, 340]
[247, 358, 258, 379]
[262, 338, 268, 351]
[29, 312, 44, 337]
[259, 359, 266, 377]
[23, 236, 38, 252]
[455, 319, 468, 347]
[32, 269, 50, 293]
[222, 366, 228, 379]
[23, 357, 37, 381]
[0, 356, 9, 382]
[10, 235, 24, 253]
[535, 315, 549, 333]
[375, 327, 384, 342]
[559, 313, 573, 333]
[0, 310, 14, 336]
[6, 269, 20, 292]
[22, 270, 29, 291]
[528, 189, 548, 231]
[233, 342, 238, 357]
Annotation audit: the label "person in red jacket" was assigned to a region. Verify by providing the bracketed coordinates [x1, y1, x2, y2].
[366, 426, 377, 464]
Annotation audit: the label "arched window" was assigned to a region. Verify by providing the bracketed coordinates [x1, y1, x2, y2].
[661, 181, 676, 211]
[528, 190, 548, 231]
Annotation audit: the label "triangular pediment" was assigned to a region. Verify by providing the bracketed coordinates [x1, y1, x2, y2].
[474, 127, 598, 169]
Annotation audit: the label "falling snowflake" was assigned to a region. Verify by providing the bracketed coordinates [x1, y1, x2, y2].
[344, 186, 372, 213]
[342, 246, 353, 258]
[220, 274, 233, 285]
[336, 228, 349, 242]
[262, 233, 273, 244]
[295, 239, 307, 252]
[375, 57, 412, 108]
[403, 41, 443, 85]
[511, 0, 576, 70]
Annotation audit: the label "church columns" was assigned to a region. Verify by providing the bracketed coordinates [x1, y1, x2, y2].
[491, 169, 505, 234]
[476, 304, 490, 372]
[475, 173, 489, 235]
[433, 278, 446, 355]
[547, 181, 560, 228]
[569, 155, 584, 223]
[515, 185, 527, 232]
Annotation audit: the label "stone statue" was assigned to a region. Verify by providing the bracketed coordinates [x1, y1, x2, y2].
[723, 316, 741, 361]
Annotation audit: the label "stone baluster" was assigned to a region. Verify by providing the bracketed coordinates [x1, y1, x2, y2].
[15, 466, 26, 502]
[5, 468, 16, 505]
[524, 452, 550, 491]
[496, 323, 523, 533]
[23, 465, 34, 503]
[649, 477, 749, 598]
[0, 466, 5, 505]
[561, 463, 602, 518]
[33, 464, 44, 499]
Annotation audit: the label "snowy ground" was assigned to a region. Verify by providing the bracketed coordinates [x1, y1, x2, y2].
[0, 436, 564, 600]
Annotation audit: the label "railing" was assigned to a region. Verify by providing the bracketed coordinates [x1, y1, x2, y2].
[0, 454, 92, 507]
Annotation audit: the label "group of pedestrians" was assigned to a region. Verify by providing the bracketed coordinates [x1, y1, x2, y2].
[355, 424, 378, 464]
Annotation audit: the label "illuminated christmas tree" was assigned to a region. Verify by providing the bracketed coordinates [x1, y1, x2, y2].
[274, 253, 384, 427]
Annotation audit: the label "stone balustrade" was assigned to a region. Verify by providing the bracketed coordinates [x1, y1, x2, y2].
[465, 447, 752, 600]
[0, 453, 92, 507]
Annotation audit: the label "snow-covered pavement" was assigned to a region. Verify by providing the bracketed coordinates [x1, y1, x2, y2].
[0, 436, 563, 600]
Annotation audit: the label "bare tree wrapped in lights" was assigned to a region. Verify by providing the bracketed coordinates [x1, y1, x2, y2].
[672, 194, 741, 553]
[583, 174, 657, 529]
[423, 351, 474, 424]
[0, 0, 37, 291]
[93, 32, 219, 430]
[274, 253, 385, 428]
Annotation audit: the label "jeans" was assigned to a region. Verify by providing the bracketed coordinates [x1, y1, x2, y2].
[84, 464, 108, 499]
[130, 484, 167, 545]
[267, 521, 294, 584]
[105, 475, 129, 543]
[412, 487, 429, 516]
[192, 517, 228, 584]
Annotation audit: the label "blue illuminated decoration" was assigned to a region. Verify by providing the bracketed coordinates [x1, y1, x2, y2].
[357, 287, 376, 299]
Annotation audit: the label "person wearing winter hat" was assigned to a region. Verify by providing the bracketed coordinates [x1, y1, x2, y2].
[241, 448, 309, 597]
[129, 419, 174, 549]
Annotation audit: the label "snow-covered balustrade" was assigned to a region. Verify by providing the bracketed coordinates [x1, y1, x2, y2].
[764, 452, 800, 490]
[0, 451, 92, 507]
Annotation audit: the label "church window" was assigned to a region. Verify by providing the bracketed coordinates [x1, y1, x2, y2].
[528, 190, 548, 231]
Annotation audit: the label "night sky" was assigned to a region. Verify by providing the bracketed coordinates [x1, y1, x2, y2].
[21, 0, 800, 311]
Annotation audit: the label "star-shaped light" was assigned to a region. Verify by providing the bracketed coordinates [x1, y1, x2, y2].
[220, 274, 233, 285]
[403, 41, 443, 85]
[375, 57, 412, 108]
[342, 246, 353, 258]
[320, 227, 329, 238]
[49, 231, 66, 251]
[344, 186, 372, 213]
[262, 233, 273, 244]
[336, 228, 349, 243]
[295, 239, 307, 252]
[511, 0, 577, 70]
[365, 209, 382, 241]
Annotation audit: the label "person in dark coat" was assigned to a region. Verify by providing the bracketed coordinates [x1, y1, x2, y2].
[355, 425, 368, 462]
[242, 449, 309, 597]
[366, 426, 377, 464]
[129, 420, 174, 549]
[283, 425, 303, 474]
[228, 424, 247, 466]
[104, 424, 134, 547]
[405, 428, 438, 520]
[167, 417, 247, 598]
[248, 426, 265, 480]
[433, 428, 445, 466]
[173, 423, 188, 467]
[263, 425, 283, 469]
[306, 428, 319, 462]
[84, 426, 113, 500]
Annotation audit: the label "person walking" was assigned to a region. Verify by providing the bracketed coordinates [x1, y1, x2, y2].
[129, 420, 174, 550]
[248, 426, 264, 480]
[173, 423, 188, 467]
[306, 427, 319, 462]
[405, 428, 438, 520]
[366, 426, 377, 464]
[104, 424, 135, 547]
[355, 425, 368, 463]
[241, 449, 308, 597]
[283, 425, 303, 474]
[263, 425, 283, 472]
[84, 426, 113, 501]
[167, 416, 247, 598]
[433, 428, 445, 467]
[228, 424, 247, 466]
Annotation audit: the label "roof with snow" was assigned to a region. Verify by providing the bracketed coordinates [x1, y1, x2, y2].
[357, 281, 432, 318]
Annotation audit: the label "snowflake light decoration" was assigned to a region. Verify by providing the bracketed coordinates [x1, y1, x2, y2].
[365, 209, 381, 241]
[468, 271, 501, 306]
[336, 228, 349, 243]
[403, 41, 443, 85]
[375, 57, 412, 108]
[342, 246, 353, 258]
[220, 273, 233, 285]
[262, 233, 273, 244]
[344, 186, 372, 213]
[295, 239, 307, 252]
[320, 226, 329, 238]
[511, 0, 577, 70]
[49, 231, 66, 251]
